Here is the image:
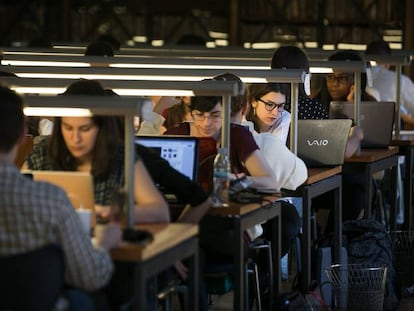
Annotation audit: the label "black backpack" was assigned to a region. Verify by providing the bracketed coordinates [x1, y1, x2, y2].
[341, 219, 399, 310]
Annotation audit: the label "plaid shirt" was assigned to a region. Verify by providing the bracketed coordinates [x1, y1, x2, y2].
[0, 161, 113, 291]
[27, 138, 126, 206]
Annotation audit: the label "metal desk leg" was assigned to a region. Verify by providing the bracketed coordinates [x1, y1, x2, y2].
[234, 218, 246, 310]
[301, 188, 312, 293]
[135, 265, 147, 311]
[333, 176, 342, 263]
[188, 245, 199, 311]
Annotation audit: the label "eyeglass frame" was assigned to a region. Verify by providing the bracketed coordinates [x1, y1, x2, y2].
[191, 110, 223, 122]
[325, 74, 353, 85]
[256, 98, 285, 112]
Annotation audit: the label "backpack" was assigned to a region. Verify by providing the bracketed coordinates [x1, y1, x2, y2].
[341, 219, 399, 310]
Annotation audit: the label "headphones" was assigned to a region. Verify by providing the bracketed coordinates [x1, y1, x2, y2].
[304, 71, 311, 96]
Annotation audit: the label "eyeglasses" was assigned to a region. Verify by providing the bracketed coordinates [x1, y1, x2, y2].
[192, 111, 222, 122]
[257, 98, 285, 112]
[326, 74, 352, 84]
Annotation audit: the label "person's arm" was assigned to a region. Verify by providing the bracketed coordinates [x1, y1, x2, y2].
[153, 96, 181, 114]
[344, 125, 364, 159]
[244, 149, 277, 188]
[56, 192, 118, 291]
[133, 159, 170, 223]
[137, 144, 210, 223]
[176, 197, 212, 224]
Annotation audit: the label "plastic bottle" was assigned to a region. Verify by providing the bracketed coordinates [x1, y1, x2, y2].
[211, 147, 230, 207]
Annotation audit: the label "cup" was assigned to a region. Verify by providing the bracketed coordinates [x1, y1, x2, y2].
[76, 209, 92, 235]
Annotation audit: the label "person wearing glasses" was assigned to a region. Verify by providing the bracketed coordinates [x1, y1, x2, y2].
[164, 94, 277, 189]
[315, 50, 378, 109]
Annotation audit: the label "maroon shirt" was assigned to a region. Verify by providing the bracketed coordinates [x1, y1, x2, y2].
[165, 122, 259, 175]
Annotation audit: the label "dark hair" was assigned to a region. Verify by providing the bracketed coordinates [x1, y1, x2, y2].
[365, 40, 392, 56]
[84, 40, 114, 57]
[0, 86, 25, 152]
[49, 79, 121, 178]
[164, 99, 188, 129]
[270, 45, 310, 97]
[96, 34, 121, 51]
[328, 51, 370, 98]
[190, 96, 221, 113]
[245, 83, 286, 132]
[213, 72, 246, 117]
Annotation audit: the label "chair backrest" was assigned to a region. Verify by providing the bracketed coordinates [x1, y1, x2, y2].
[14, 135, 34, 168]
[0, 245, 65, 311]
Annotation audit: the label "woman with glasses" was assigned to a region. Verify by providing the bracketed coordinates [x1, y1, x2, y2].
[315, 50, 378, 110]
[270, 45, 328, 120]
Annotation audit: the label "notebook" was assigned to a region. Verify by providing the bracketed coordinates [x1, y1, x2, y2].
[329, 101, 395, 148]
[135, 135, 199, 181]
[297, 119, 352, 167]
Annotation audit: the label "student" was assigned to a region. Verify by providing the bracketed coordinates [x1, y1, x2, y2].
[164, 95, 277, 190]
[270, 45, 328, 120]
[0, 85, 120, 309]
[24, 79, 170, 224]
[314, 50, 377, 109]
[365, 39, 414, 128]
[245, 82, 307, 190]
[270, 46, 363, 159]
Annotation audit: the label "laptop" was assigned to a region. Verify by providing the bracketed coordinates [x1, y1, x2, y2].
[135, 135, 199, 182]
[297, 119, 352, 167]
[329, 101, 395, 148]
[23, 171, 95, 210]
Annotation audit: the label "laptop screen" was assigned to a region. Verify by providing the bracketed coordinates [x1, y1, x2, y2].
[297, 119, 352, 167]
[135, 135, 199, 181]
[329, 101, 395, 148]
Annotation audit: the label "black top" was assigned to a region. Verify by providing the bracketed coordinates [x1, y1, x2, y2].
[136, 144, 208, 207]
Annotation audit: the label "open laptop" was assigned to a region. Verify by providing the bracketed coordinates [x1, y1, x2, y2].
[329, 101, 395, 148]
[24, 171, 95, 211]
[297, 119, 352, 167]
[136, 135, 199, 182]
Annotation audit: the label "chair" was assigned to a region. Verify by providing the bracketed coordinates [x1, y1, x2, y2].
[204, 239, 273, 311]
[0, 244, 65, 311]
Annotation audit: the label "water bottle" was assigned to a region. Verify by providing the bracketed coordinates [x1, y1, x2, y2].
[211, 147, 230, 207]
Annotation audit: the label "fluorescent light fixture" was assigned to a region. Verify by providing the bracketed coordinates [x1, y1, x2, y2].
[251, 42, 280, 49]
[215, 39, 229, 47]
[304, 42, 318, 48]
[4, 66, 307, 84]
[337, 43, 366, 51]
[2, 60, 90, 67]
[151, 40, 164, 47]
[24, 107, 92, 117]
[209, 31, 228, 39]
[322, 44, 335, 50]
[390, 43, 403, 50]
[206, 42, 216, 48]
[1, 78, 244, 97]
[383, 35, 402, 42]
[12, 87, 66, 94]
[133, 36, 148, 43]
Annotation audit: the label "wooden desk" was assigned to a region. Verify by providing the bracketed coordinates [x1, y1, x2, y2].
[344, 147, 399, 229]
[392, 134, 414, 229]
[209, 198, 282, 311]
[111, 223, 199, 311]
[284, 166, 343, 293]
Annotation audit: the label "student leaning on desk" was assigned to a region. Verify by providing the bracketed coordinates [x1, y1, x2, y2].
[0, 85, 120, 310]
[22, 79, 170, 224]
[23, 79, 211, 310]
